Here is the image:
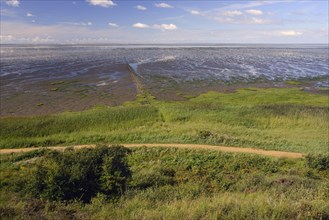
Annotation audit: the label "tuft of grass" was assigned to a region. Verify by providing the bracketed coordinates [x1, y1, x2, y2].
[51, 81, 64, 85]
[285, 80, 302, 86]
[50, 87, 58, 91]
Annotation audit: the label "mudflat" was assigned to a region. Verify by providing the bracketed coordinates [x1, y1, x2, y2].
[1, 45, 328, 116]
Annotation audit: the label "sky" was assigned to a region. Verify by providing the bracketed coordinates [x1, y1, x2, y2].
[0, 0, 328, 44]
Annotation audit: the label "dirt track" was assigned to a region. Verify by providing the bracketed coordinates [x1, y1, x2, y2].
[0, 143, 303, 158]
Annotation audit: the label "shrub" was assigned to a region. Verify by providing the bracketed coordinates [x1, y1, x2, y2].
[306, 154, 329, 171]
[28, 145, 131, 202]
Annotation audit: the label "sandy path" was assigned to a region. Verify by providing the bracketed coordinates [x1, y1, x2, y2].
[0, 143, 303, 158]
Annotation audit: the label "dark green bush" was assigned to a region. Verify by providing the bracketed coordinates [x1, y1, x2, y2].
[28, 145, 131, 202]
[306, 154, 329, 171]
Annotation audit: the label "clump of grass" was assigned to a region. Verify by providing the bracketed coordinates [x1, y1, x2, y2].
[51, 81, 64, 85]
[10, 149, 49, 162]
[36, 103, 44, 107]
[183, 95, 196, 99]
[242, 87, 258, 91]
[50, 87, 58, 91]
[285, 80, 301, 86]
[306, 154, 329, 171]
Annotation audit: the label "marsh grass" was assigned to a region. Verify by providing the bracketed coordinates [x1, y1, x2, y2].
[0, 88, 328, 153]
[51, 81, 65, 85]
[285, 80, 302, 86]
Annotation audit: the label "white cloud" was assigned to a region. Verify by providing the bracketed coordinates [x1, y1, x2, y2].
[0, 21, 327, 44]
[214, 1, 288, 12]
[250, 17, 268, 24]
[132, 23, 149, 28]
[222, 10, 243, 16]
[0, 21, 134, 44]
[215, 15, 271, 25]
[26, 12, 36, 17]
[108, 22, 118, 27]
[0, 9, 16, 17]
[246, 9, 263, 16]
[5, 0, 19, 7]
[155, 3, 173, 8]
[132, 22, 177, 31]
[0, 34, 55, 44]
[278, 30, 303, 36]
[0, 35, 14, 42]
[153, 24, 177, 31]
[86, 0, 116, 8]
[135, 5, 147, 10]
[62, 22, 93, 26]
[193, 7, 273, 25]
[190, 10, 200, 15]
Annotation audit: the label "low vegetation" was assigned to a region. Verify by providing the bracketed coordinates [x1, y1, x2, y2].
[1, 88, 328, 218]
[0, 146, 328, 219]
[1, 88, 328, 154]
[28, 146, 131, 202]
[285, 80, 302, 86]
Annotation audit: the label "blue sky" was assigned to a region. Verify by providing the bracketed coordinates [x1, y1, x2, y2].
[0, 0, 328, 44]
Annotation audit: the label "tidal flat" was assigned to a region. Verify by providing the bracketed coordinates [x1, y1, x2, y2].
[1, 44, 328, 116]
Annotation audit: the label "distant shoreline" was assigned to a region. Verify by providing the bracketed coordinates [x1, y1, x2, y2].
[1, 43, 328, 49]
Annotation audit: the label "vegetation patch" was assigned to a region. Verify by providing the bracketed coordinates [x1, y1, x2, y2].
[0, 146, 328, 219]
[1, 88, 328, 154]
[285, 80, 302, 86]
[51, 81, 65, 85]
[21, 145, 130, 202]
[306, 154, 329, 171]
[50, 87, 59, 91]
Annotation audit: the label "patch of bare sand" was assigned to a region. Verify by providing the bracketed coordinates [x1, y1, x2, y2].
[0, 144, 303, 158]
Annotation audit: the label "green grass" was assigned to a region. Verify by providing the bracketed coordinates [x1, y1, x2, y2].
[0, 88, 328, 154]
[0, 147, 328, 219]
[51, 81, 65, 85]
[285, 80, 302, 86]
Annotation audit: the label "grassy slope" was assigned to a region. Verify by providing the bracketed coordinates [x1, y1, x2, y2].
[0, 88, 328, 153]
[0, 147, 328, 219]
